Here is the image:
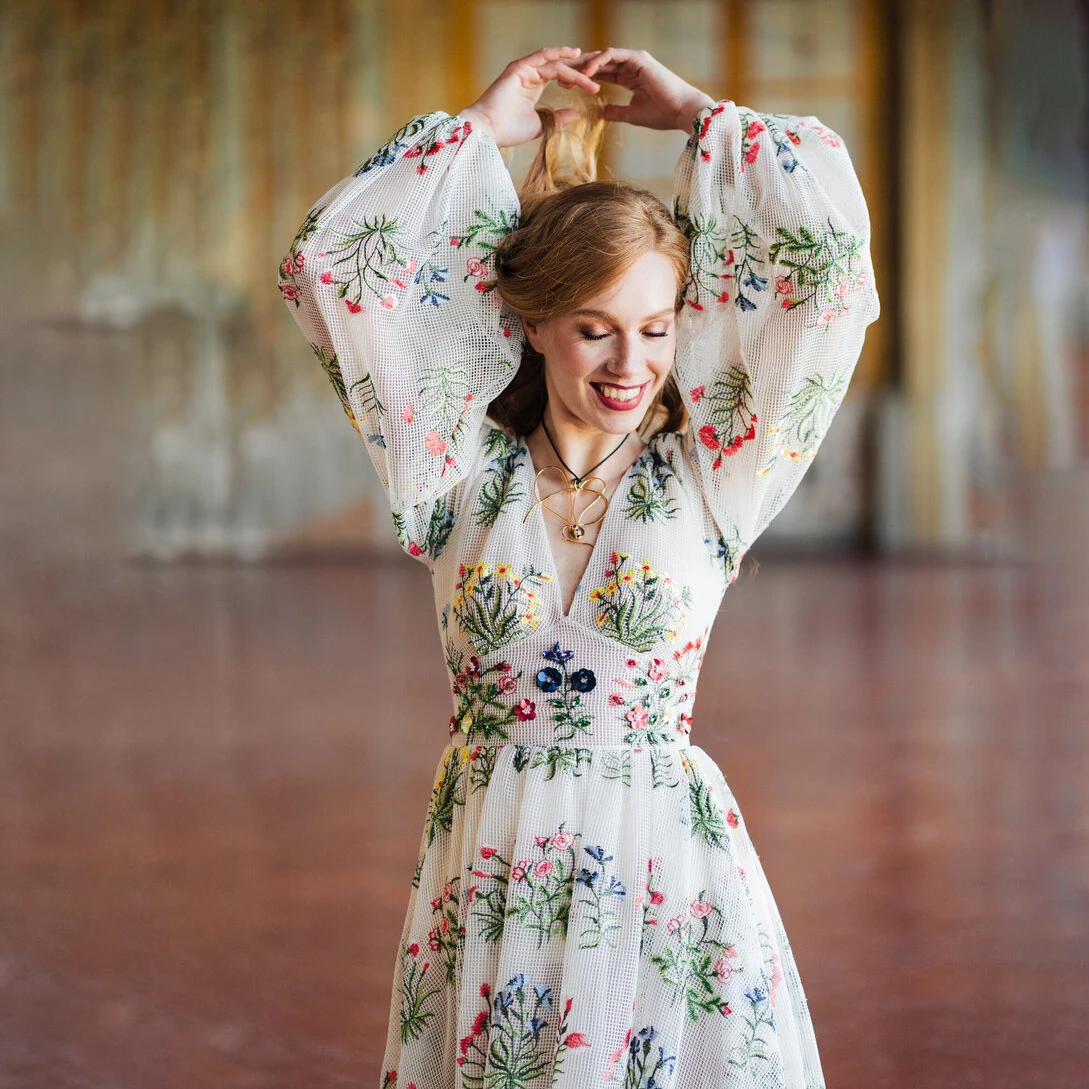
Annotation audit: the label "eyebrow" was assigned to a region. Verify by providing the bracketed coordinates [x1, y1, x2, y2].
[569, 308, 675, 322]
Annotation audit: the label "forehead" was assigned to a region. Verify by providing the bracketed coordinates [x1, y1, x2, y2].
[571, 251, 679, 317]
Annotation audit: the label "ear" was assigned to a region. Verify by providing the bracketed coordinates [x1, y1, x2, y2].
[522, 319, 543, 355]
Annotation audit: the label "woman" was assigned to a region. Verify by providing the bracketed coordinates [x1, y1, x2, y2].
[279, 45, 879, 1089]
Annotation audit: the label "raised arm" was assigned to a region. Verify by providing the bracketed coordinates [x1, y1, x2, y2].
[277, 48, 601, 566]
[671, 97, 880, 558]
[576, 49, 881, 566]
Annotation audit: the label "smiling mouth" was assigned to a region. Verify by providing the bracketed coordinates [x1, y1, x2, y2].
[591, 381, 647, 404]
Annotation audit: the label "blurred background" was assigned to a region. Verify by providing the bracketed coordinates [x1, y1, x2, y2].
[1, 0, 1087, 1086]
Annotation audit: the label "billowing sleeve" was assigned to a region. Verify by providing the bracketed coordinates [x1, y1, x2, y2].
[277, 111, 524, 566]
[671, 100, 881, 571]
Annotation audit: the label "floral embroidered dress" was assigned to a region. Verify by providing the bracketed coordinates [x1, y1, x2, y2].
[279, 100, 879, 1089]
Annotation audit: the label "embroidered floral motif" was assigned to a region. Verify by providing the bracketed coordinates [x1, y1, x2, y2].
[673, 210, 732, 311]
[769, 218, 867, 320]
[428, 876, 465, 984]
[423, 745, 467, 846]
[623, 446, 680, 523]
[535, 643, 595, 741]
[757, 366, 852, 476]
[603, 1024, 677, 1086]
[589, 553, 692, 652]
[392, 496, 455, 561]
[517, 745, 594, 780]
[609, 634, 706, 743]
[687, 100, 728, 163]
[738, 108, 807, 175]
[461, 973, 555, 1087]
[469, 826, 583, 949]
[728, 968, 779, 1069]
[476, 428, 526, 527]
[278, 206, 321, 308]
[693, 363, 758, 470]
[452, 562, 553, 652]
[650, 889, 740, 1023]
[636, 856, 666, 955]
[550, 996, 592, 1086]
[398, 939, 442, 1043]
[446, 648, 524, 741]
[450, 206, 519, 294]
[401, 117, 473, 174]
[575, 844, 627, 949]
[356, 114, 434, 174]
[681, 751, 730, 850]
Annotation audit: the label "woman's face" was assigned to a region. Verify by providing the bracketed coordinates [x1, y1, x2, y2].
[524, 249, 679, 435]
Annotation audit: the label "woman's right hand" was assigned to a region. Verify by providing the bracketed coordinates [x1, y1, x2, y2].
[459, 46, 602, 149]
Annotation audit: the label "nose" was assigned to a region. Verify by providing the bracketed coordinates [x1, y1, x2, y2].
[606, 333, 643, 379]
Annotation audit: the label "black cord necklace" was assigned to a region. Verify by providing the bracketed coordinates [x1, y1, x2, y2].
[522, 417, 632, 545]
[541, 418, 631, 484]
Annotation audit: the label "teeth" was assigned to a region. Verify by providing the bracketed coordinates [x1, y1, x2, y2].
[597, 384, 642, 402]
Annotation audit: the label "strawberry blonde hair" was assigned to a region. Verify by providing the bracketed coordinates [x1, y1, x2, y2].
[489, 103, 691, 439]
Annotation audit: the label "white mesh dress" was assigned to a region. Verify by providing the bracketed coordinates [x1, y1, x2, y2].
[278, 101, 880, 1089]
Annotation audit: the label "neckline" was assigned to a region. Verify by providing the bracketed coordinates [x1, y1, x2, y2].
[518, 433, 651, 622]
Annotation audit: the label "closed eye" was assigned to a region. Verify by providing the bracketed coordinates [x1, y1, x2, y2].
[643, 331, 669, 338]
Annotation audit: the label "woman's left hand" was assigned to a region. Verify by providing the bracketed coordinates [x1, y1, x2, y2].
[570, 48, 715, 133]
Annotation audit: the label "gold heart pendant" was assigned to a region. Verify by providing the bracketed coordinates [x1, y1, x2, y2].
[528, 466, 609, 547]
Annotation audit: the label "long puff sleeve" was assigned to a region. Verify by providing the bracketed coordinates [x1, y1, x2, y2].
[277, 112, 524, 566]
[671, 100, 881, 576]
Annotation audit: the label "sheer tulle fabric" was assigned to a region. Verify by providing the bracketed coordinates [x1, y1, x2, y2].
[279, 101, 879, 1088]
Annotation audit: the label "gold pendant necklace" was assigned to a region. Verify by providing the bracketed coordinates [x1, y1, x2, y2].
[522, 420, 631, 547]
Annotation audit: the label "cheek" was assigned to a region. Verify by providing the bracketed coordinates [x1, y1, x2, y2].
[651, 339, 677, 379]
[551, 339, 602, 383]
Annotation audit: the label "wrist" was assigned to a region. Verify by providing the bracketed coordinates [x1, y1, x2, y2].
[458, 105, 496, 144]
[674, 91, 717, 133]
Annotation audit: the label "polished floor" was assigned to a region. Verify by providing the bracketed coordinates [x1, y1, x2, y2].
[3, 317, 1088, 1089]
[3, 454, 1088, 1088]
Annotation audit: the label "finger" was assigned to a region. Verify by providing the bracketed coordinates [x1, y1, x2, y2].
[602, 102, 633, 124]
[553, 107, 580, 127]
[538, 60, 600, 94]
[565, 50, 603, 70]
[579, 47, 640, 79]
[576, 61, 627, 86]
[525, 45, 582, 64]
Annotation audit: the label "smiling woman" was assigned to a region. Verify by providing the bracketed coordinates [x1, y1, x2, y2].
[488, 139, 692, 439]
[278, 43, 879, 1089]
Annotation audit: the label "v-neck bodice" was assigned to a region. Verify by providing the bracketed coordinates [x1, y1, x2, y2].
[518, 435, 650, 622]
[420, 424, 732, 745]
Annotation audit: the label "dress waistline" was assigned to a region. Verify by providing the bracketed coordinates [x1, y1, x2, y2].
[446, 715, 693, 749]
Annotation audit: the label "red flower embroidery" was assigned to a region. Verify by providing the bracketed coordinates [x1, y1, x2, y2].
[424, 430, 447, 456]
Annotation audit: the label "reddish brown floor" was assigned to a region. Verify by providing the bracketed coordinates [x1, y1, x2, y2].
[2, 459, 1088, 1088]
[4, 317, 1089, 1089]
